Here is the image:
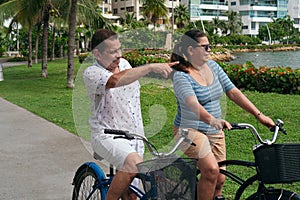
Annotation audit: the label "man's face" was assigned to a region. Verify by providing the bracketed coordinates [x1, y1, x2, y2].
[94, 38, 122, 70]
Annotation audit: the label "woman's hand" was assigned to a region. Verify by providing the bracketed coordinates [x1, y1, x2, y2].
[256, 113, 275, 128]
[210, 118, 232, 130]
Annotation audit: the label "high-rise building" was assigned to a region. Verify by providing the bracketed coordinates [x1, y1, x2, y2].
[228, 0, 288, 36]
[189, 0, 228, 21]
[107, 0, 297, 36]
[288, 0, 300, 31]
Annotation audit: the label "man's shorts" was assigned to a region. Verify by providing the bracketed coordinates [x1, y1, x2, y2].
[91, 133, 144, 170]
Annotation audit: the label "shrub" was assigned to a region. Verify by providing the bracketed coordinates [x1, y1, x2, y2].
[220, 62, 300, 95]
[78, 53, 89, 63]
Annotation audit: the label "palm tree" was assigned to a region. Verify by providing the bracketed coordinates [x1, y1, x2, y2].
[212, 17, 223, 35]
[0, 0, 43, 68]
[142, 0, 168, 48]
[67, 0, 77, 89]
[225, 10, 242, 35]
[173, 4, 189, 29]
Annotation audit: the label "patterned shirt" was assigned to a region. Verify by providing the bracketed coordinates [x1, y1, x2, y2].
[83, 58, 144, 139]
[173, 60, 235, 134]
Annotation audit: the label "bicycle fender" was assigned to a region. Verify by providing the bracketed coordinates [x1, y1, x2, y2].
[72, 162, 106, 184]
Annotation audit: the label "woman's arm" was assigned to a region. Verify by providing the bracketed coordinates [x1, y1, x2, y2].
[185, 96, 231, 130]
[226, 87, 275, 127]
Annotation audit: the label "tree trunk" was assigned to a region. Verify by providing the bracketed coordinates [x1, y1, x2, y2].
[50, 24, 56, 61]
[28, 26, 33, 68]
[67, 0, 78, 89]
[60, 45, 63, 58]
[41, 5, 50, 78]
[34, 23, 41, 64]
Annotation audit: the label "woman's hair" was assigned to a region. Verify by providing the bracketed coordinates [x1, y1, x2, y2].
[170, 30, 207, 73]
[91, 29, 118, 51]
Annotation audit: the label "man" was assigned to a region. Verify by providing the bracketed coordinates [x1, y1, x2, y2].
[83, 29, 177, 199]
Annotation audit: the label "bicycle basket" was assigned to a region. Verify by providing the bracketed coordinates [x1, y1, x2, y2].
[254, 144, 300, 184]
[137, 157, 197, 200]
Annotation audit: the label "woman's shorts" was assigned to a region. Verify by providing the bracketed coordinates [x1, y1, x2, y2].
[173, 126, 226, 166]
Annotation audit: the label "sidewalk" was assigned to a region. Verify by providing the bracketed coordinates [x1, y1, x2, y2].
[0, 97, 105, 199]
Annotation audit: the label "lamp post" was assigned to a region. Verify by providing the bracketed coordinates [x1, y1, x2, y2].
[266, 24, 271, 45]
[198, 11, 206, 33]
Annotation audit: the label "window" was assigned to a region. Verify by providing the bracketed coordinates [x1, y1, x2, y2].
[113, 8, 118, 14]
[251, 22, 256, 30]
[231, 1, 236, 5]
[126, 7, 134, 12]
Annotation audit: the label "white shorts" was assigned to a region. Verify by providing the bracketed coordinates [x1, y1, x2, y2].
[91, 134, 144, 170]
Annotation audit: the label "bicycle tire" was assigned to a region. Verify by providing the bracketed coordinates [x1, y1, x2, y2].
[246, 188, 300, 200]
[72, 165, 103, 200]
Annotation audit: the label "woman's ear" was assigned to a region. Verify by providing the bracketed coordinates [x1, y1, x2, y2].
[187, 46, 194, 56]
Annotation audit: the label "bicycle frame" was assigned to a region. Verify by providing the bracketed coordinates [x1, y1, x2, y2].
[73, 120, 300, 200]
[73, 162, 109, 199]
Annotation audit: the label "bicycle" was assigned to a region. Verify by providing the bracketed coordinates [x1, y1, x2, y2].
[72, 128, 198, 200]
[221, 119, 300, 199]
[72, 119, 300, 200]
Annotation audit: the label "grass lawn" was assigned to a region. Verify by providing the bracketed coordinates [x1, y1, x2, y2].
[1, 58, 300, 198]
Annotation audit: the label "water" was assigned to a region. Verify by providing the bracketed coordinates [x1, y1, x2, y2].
[228, 50, 300, 69]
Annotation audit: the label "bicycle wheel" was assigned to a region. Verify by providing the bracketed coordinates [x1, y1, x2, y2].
[246, 188, 300, 200]
[72, 165, 104, 200]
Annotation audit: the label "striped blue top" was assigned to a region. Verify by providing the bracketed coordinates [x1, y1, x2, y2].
[173, 60, 235, 134]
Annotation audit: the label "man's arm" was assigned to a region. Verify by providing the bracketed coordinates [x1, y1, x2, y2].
[106, 62, 177, 89]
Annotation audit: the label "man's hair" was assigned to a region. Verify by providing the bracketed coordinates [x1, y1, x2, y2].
[91, 29, 118, 51]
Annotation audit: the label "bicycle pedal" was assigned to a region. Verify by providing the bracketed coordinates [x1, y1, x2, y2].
[214, 195, 225, 200]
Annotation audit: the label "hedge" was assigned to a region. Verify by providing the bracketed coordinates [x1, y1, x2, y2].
[219, 61, 300, 95]
[79, 49, 300, 95]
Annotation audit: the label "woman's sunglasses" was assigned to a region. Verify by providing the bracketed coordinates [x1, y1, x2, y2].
[194, 44, 212, 51]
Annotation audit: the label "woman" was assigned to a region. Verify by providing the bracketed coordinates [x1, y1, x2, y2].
[170, 30, 275, 200]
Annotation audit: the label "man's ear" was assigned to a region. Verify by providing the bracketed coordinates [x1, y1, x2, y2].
[93, 49, 101, 59]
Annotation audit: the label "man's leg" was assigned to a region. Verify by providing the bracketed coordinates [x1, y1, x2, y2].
[106, 152, 142, 200]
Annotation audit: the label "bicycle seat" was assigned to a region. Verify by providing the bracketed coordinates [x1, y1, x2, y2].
[93, 152, 104, 161]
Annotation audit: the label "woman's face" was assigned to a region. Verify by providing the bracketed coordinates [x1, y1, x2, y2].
[189, 36, 211, 66]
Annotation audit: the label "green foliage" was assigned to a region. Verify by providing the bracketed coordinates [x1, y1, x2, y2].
[78, 52, 89, 63]
[123, 49, 169, 67]
[0, 59, 299, 196]
[220, 61, 300, 94]
[0, 45, 5, 57]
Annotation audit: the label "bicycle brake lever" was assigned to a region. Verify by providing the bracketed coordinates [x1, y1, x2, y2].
[184, 137, 196, 146]
[230, 123, 246, 130]
[113, 136, 135, 140]
[269, 126, 287, 135]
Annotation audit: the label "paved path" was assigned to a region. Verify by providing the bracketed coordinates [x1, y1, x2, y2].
[0, 97, 106, 199]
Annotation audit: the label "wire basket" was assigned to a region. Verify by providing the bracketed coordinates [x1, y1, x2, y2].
[254, 144, 300, 184]
[137, 157, 197, 200]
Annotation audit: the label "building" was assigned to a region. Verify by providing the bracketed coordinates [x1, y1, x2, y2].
[189, 0, 228, 21]
[288, 0, 300, 31]
[110, 0, 180, 20]
[228, 0, 288, 36]
[106, 0, 298, 36]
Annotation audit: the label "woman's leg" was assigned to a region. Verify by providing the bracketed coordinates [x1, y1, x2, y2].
[197, 152, 219, 200]
[207, 131, 226, 198]
[173, 127, 219, 200]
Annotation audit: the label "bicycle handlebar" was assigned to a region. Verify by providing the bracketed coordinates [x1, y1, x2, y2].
[230, 119, 286, 145]
[104, 119, 286, 157]
[104, 128, 195, 158]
